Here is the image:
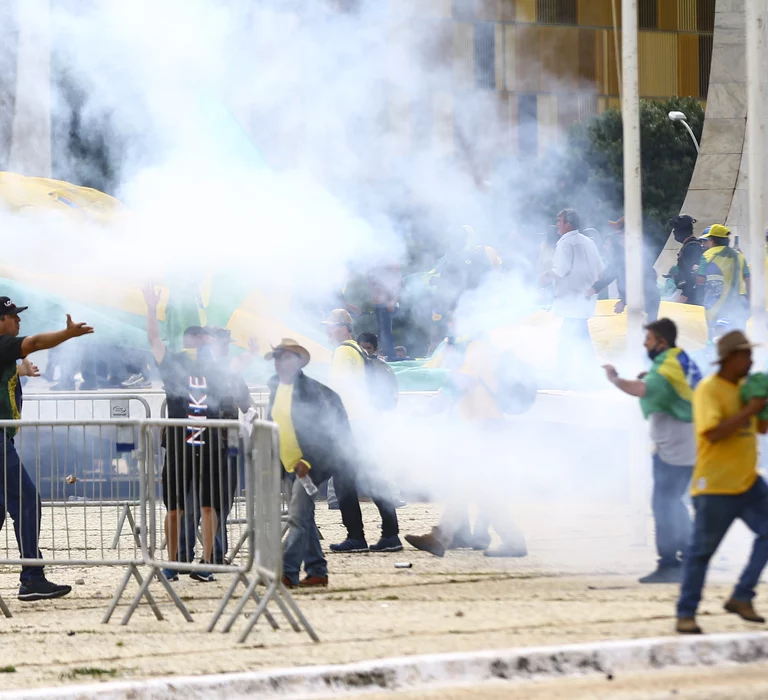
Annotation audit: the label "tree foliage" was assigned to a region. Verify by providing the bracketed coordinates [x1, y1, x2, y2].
[538, 97, 704, 255]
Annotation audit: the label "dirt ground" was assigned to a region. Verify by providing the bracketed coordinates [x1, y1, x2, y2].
[0, 501, 763, 692]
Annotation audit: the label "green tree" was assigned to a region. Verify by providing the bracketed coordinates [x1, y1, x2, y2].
[543, 97, 704, 256]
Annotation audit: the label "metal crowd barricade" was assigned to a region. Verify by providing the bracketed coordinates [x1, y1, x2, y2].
[0, 417, 317, 643]
[23, 392, 154, 551]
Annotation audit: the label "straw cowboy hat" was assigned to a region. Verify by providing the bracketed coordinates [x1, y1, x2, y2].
[264, 338, 311, 367]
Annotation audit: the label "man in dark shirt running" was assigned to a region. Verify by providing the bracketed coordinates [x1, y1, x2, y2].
[0, 296, 93, 600]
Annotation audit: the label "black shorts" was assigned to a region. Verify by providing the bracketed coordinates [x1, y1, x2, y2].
[161, 427, 225, 511]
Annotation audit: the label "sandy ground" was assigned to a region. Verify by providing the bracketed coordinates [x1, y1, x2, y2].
[0, 501, 764, 692]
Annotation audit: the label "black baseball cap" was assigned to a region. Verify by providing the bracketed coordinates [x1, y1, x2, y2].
[182, 325, 211, 337]
[669, 214, 696, 230]
[0, 297, 28, 315]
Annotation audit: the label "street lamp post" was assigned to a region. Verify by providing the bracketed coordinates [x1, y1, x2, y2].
[668, 111, 701, 154]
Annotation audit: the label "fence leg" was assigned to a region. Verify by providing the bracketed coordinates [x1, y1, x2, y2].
[111, 504, 130, 549]
[0, 593, 12, 618]
[236, 579, 277, 642]
[153, 568, 193, 623]
[208, 573, 279, 633]
[129, 565, 163, 622]
[221, 572, 263, 633]
[229, 531, 247, 561]
[103, 564, 135, 624]
[276, 584, 320, 643]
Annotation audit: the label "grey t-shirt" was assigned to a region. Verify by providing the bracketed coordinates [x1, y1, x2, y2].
[649, 412, 695, 466]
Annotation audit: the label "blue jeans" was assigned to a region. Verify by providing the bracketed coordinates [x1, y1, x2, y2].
[652, 455, 693, 567]
[283, 474, 327, 586]
[0, 435, 45, 583]
[677, 477, 768, 618]
[374, 304, 395, 360]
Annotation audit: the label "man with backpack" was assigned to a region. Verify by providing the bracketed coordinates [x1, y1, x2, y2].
[669, 214, 702, 305]
[322, 309, 402, 553]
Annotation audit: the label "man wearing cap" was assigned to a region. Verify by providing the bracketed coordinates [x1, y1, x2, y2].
[676, 330, 768, 634]
[696, 224, 750, 338]
[588, 217, 661, 322]
[668, 214, 702, 305]
[603, 318, 700, 583]
[0, 296, 93, 600]
[322, 309, 401, 553]
[265, 338, 361, 587]
[143, 286, 228, 583]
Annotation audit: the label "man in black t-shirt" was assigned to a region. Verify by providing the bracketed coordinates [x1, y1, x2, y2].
[0, 296, 93, 601]
[143, 286, 229, 582]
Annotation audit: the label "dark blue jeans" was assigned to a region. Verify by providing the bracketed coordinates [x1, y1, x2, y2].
[677, 477, 768, 618]
[374, 304, 395, 360]
[283, 473, 327, 586]
[0, 435, 45, 583]
[652, 455, 693, 567]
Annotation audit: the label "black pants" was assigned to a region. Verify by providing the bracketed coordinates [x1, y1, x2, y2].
[333, 467, 399, 540]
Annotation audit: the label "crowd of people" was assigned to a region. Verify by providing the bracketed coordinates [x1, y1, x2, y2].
[1, 205, 767, 640]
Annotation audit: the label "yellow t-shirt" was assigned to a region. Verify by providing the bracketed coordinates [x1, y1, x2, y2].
[272, 382, 306, 472]
[691, 374, 758, 496]
[330, 340, 368, 420]
[456, 340, 503, 422]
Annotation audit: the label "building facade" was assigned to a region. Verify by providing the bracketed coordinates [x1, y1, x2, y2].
[411, 0, 716, 155]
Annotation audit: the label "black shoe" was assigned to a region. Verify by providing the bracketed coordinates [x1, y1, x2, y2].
[639, 565, 682, 584]
[18, 578, 72, 601]
[329, 538, 368, 553]
[369, 535, 403, 552]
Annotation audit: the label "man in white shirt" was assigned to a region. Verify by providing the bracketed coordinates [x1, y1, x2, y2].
[543, 209, 604, 387]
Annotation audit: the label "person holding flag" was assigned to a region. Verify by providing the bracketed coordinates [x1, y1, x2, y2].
[603, 319, 702, 584]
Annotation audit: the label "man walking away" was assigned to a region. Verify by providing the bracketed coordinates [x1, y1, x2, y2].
[676, 330, 768, 634]
[603, 319, 700, 583]
[697, 225, 750, 338]
[669, 215, 702, 305]
[322, 309, 401, 553]
[0, 297, 93, 601]
[543, 209, 604, 387]
[589, 217, 661, 322]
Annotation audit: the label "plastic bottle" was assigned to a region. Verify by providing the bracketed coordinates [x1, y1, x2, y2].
[298, 475, 318, 497]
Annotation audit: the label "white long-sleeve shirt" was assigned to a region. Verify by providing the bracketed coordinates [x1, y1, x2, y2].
[551, 230, 604, 318]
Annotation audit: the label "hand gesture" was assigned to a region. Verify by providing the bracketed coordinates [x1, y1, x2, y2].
[747, 397, 768, 415]
[602, 364, 619, 383]
[66, 314, 94, 338]
[614, 300, 626, 314]
[142, 284, 161, 310]
[295, 460, 309, 479]
[19, 359, 40, 377]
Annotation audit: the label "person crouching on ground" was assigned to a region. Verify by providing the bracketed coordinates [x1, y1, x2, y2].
[676, 330, 768, 634]
[603, 318, 700, 583]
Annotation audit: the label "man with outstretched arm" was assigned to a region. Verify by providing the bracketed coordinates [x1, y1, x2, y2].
[0, 296, 93, 601]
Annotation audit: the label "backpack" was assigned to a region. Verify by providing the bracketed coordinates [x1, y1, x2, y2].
[341, 341, 399, 410]
[478, 349, 538, 415]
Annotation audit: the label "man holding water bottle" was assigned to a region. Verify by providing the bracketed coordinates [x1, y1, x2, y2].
[265, 338, 360, 588]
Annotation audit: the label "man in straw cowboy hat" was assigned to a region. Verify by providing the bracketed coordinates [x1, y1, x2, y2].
[676, 330, 768, 634]
[265, 338, 373, 587]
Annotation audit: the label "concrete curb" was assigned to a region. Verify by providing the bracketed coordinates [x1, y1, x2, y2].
[5, 632, 768, 699]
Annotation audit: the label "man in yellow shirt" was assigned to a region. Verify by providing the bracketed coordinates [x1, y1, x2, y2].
[265, 338, 368, 588]
[676, 330, 768, 634]
[322, 309, 401, 553]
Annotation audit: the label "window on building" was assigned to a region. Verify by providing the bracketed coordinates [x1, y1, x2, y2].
[638, 0, 658, 30]
[537, 0, 577, 25]
[699, 34, 713, 99]
[474, 22, 495, 89]
[518, 94, 538, 156]
[697, 0, 716, 33]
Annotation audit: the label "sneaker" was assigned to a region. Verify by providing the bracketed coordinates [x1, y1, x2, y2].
[394, 498, 408, 509]
[676, 616, 702, 634]
[299, 575, 329, 588]
[404, 533, 445, 558]
[329, 538, 369, 553]
[369, 535, 404, 552]
[484, 544, 528, 558]
[18, 578, 72, 601]
[161, 568, 179, 582]
[639, 565, 682, 584]
[189, 564, 215, 583]
[724, 598, 766, 623]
